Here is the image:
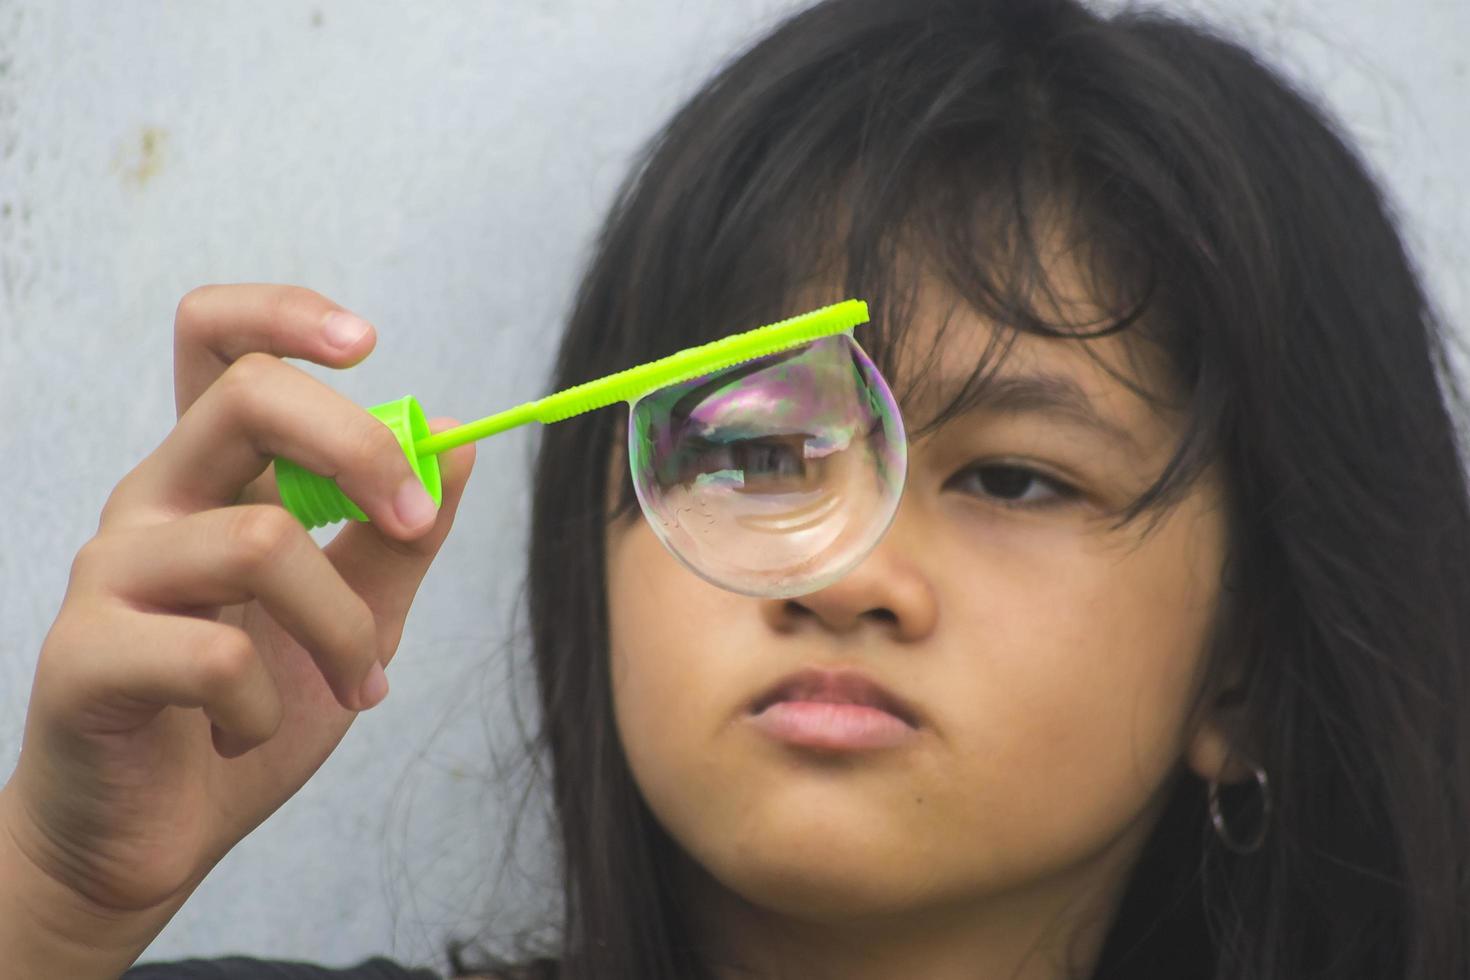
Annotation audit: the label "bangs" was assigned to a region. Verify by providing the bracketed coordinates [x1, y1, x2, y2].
[592, 2, 1226, 529]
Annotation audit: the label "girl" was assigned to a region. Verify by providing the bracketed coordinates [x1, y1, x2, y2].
[4, 0, 1466, 977]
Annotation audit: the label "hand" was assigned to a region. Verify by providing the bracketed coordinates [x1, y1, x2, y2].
[0, 284, 476, 928]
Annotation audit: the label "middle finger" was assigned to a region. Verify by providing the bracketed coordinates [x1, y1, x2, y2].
[80, 505, 383, 711]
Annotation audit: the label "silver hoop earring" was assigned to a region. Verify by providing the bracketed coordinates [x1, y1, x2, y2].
[1208, 763, 1271, 855]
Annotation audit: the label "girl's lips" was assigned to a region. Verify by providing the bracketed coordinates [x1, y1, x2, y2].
[746, 700, 918, 751]
[747, 667, 925, 729]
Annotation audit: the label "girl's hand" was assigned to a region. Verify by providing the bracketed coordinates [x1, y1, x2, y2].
[0, 284, 476, 928]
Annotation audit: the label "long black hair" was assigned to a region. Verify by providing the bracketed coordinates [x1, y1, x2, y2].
[451, 1, 1470, 976]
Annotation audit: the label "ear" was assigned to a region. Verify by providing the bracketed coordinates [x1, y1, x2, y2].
[1184, 687, 1258, 786]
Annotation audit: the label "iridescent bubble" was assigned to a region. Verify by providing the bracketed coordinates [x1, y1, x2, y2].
[628, 333, 906, 597]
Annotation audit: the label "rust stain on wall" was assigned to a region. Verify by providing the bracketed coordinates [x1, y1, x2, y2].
[113, 126, 168, 188]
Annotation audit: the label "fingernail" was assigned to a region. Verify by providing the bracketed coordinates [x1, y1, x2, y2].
[324, 311, 372, 350]
[393, 478, 438, 530]
[359, 662, 389, 710]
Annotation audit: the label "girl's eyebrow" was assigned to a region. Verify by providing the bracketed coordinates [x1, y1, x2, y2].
[923, 372, 1143, 453]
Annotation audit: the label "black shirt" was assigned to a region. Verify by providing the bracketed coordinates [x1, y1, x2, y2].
[122, 957, 440, 980]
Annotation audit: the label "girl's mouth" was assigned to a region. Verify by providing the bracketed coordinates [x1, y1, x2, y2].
[746, 700, 918, 752]
[745, 667, 923, 751]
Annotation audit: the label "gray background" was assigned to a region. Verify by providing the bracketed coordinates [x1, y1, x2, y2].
[1, 0, 1464, 973]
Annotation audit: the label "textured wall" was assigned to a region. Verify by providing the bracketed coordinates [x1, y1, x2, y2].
[1, 0, 1464, 972]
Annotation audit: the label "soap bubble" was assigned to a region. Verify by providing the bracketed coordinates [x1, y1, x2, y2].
[628, 333, 906, 597]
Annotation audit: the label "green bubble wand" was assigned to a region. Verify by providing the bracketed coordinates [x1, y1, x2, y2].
[274, 299, 871, 528]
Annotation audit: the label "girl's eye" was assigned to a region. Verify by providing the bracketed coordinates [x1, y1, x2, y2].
[951, 463, 1079, 509]
[676, 435, 814, 491]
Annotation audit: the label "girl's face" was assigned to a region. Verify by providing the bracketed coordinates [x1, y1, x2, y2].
[604, 276, 1236, 959]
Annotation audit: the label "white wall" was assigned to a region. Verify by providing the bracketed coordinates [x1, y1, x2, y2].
[1, 0, 1464, 972]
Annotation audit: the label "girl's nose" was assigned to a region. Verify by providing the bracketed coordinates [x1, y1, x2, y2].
[758, 492, 938, 641]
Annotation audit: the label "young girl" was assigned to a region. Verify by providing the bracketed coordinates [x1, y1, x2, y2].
[3, 0, 1466, 977]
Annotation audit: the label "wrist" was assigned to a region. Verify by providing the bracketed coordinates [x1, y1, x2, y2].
[0, 785, 185, 980]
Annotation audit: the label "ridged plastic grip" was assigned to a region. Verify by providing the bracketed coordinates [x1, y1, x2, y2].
[274, 395, 443, 530]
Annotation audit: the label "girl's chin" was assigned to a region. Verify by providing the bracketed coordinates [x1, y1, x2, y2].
[699, 856, 940, 925]
[678, 819, 954, 923]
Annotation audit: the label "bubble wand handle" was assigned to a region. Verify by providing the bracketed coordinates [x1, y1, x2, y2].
[274, 299, 870, 528]
[413, 402, 541, 456]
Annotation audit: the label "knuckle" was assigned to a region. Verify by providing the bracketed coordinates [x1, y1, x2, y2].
[223, 350, 276, 387]
[196, 627, 257, 699]
[350, 415, 403, 473]
[39, 609, 87, 667]
[35, 615, 99, 715]
[225, 505, 302, 570]
[66, 535, 111, 589]
[98, 482, 126, 527]
[98, 468, 155, 531]
[249, 697, 286, 743]
[174, 285, 218, 337]
[215, 352, 275, 415]
[323, 601, 378, 667]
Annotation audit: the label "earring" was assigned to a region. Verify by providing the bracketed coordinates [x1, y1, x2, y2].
[1208, 762, 1272, 855]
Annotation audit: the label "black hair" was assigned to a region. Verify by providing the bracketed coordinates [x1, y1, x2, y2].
[451, 1, 1470, 977]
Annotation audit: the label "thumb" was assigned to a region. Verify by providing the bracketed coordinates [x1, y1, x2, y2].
[321, 417, 476, 664]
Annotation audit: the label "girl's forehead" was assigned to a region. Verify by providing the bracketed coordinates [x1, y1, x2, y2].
[862, 232, 1168, 393]
[889, 305, 1165, 434]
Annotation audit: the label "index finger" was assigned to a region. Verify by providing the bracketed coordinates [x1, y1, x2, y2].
[108, 354, 437, 540]
[174, 283, 378, 418]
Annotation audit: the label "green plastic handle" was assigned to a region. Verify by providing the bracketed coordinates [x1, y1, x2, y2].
[274, 395, 442, 530]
